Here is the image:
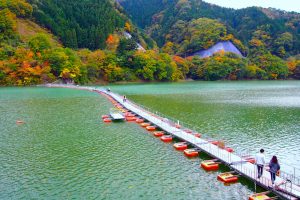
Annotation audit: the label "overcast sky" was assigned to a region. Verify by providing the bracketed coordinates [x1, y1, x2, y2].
[203, 0, 300, 12]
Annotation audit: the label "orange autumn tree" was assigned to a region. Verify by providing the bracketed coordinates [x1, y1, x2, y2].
[106, 34, 120, 52]
[0, 47, 54, 85]
[286, 57, 300, 77]
[16, 61, 52, 85]
[173, 55, 191, 78]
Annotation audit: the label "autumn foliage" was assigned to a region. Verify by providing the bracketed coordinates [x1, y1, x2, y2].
[106, 34, 120, 52]
[1, 0, 300, 86]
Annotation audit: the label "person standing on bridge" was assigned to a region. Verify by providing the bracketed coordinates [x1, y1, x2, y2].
[269, 156, 280, 186]
[255, 149, 266, 179]
[123, 95, 127, 103]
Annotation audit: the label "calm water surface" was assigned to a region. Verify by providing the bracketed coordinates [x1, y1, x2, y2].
[1, 81, 299, 199]
[110, 81, 300, 171]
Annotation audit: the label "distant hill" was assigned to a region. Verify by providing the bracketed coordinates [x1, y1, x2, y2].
[118, 0, 174, 28]
[119, 0, 300, 58]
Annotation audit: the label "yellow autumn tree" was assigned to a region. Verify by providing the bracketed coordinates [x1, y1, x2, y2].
[124, 22, 131, 32]
[162, 41, 175, 54]
[60, 66, 80, 80]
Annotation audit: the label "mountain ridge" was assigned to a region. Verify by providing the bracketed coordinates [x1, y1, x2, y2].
[119, 0, 300, 58]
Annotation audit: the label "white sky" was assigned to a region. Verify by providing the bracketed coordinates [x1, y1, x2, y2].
[203, 0, 300, 13]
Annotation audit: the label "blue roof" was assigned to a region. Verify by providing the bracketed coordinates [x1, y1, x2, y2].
[192, 41, 243, 58]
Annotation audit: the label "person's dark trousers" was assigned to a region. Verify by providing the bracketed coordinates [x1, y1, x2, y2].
[270, 172, 276, 184]
[257, 164, 263, 178]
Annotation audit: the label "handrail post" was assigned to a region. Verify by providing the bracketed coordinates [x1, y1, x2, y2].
[99, 89, 300, 199]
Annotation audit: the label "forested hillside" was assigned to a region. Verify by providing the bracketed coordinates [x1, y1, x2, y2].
[160, 17, 246, 55]
[120, 0, 300, 57]
[118, 0, 174, 28]
[0, 0, 184, 85]
[118, 0, 300, 80]
[1, 0, 300, 85]
[27, 0, 126, 49]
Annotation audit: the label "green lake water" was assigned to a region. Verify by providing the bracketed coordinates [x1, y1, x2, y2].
[1, 81, 300, 199]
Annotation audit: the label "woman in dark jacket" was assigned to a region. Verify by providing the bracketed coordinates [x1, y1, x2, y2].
[269, 156, 280, 185]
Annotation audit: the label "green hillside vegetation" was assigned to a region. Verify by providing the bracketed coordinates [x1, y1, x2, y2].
[119, 0, 300, 80]
[27, 0, 126, 50]
[189, 51, 289, 80]
[121, 0, 300, 57]
[16, 18, 61, 46]
[119, 0, 174, 28]
[27, 0, 154, 50]
[161, 18, 246, 55]
[0, 0, 181, 85]
[1, 0, 300, 86]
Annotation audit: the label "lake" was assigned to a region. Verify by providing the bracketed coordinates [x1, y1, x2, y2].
[1, 81, 300, 199]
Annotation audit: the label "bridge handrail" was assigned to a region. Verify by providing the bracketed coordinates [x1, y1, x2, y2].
[109, 90, 300, 186]
[46, 85, 300, 186]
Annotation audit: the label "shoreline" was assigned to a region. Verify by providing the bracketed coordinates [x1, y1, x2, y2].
[0, 78, 299, 87]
